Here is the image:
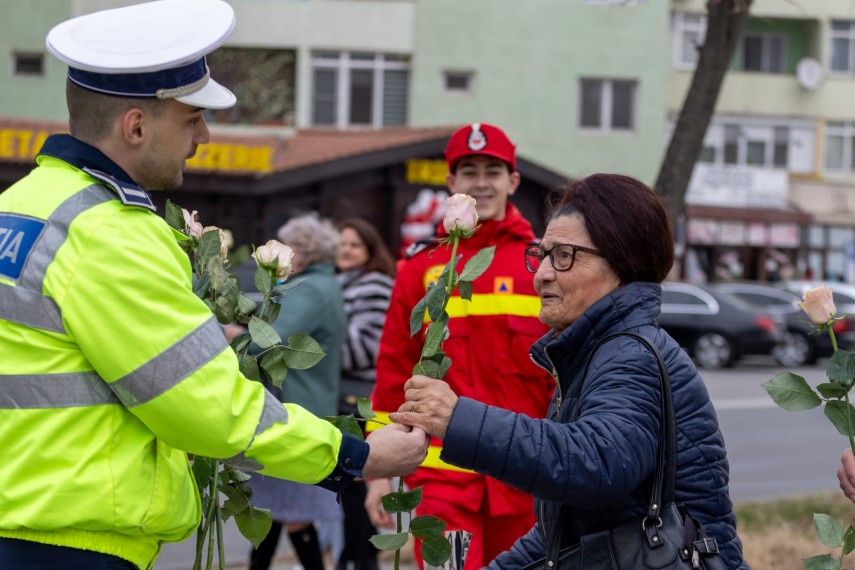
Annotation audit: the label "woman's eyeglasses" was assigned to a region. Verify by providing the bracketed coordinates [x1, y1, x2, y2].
[524, 243, 602, 273]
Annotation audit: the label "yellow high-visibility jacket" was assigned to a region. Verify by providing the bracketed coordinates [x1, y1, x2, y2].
[0, 135, 367, 570]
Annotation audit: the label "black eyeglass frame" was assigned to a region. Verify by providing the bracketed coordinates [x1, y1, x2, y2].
[524, 243, 602, 273]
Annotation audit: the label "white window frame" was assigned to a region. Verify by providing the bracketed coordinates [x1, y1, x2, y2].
[672, 13, 707, 70]
[830, 20, 855, 75]
[578, 78, 637, 132]
[694, 118, 814, 171]
[824, 122, 855, 173]
[311, 51, 410, 128]
[740, 32, 787, 73]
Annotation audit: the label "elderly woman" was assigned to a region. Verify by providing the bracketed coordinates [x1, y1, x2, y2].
[249, 214, 347, 570]
[392, 174, 747, 569]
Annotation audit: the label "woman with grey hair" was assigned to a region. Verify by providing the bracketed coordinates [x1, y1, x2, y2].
[249, 214, 348, 570]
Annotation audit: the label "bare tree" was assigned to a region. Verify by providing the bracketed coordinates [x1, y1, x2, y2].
[654, 0, 754, 226]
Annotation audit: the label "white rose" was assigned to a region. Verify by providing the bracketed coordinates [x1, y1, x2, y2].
[182, 209, 203, 239]
[798, 285, 837, 325]
[443, 194, 478, 234]
[253, 240, 294, 280]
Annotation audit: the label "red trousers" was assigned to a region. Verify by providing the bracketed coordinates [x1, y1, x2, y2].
[412, 489, 535, 569]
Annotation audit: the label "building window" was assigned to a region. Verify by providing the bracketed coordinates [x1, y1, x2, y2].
[205, 47, 296, 126]
[707, 122, 792, 168]
[13, 52, 43, 76]
[825, 122, 855, 172]
[739, 33, 786, 73]
[444, 71, 474, 93]
[672, 13, 707, 70]
[311, 51, 410, 128]
[831, 21, 855, 74]
[579, 78, 637, 131]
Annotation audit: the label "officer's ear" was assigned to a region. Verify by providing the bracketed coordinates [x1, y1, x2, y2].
[119, 107, 146, 146]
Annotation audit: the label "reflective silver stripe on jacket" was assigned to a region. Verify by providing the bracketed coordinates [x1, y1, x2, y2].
[0, 371, 120, 408]
[0, 184, 114, 333]
[111, 316, 229, 407]
[225, 389, 290, 472]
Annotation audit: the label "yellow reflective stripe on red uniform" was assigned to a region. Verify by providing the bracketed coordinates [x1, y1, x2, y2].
[424, 294, 540, 322]
[366, 411, 473, 473]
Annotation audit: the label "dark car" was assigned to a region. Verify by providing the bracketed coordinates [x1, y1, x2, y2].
[711, 281, 835, 367]
[659, 282, 781, 369]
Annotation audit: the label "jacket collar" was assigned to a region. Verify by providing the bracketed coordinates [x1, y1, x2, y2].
[530, 282, 662, 378]
[38, 134, 138, 186]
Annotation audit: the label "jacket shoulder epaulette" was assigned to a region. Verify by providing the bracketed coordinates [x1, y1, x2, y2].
[404, 238, 437, 259]
[82, 167, 157, 212]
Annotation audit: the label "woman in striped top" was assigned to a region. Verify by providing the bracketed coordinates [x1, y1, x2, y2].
[335, 217, 396, 570]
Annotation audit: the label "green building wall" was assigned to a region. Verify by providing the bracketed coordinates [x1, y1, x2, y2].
[409, 0, 671, 184]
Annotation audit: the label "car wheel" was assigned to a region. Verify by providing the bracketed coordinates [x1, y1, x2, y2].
[773, 331, 813, 368]
[693, 333, 734, 369]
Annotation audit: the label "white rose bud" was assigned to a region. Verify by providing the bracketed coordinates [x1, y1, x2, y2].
[202, 226, 229, 261]
[182, 209, 203, 239]
[253, 240, 294, 280]
[443, 194, 478, 234]
[798, 285, 837, 325]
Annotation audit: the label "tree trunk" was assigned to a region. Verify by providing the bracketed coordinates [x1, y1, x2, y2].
[654, 0, 753, 227]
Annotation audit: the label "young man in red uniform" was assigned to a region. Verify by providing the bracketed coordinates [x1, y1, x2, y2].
[366, 123, 554, 569]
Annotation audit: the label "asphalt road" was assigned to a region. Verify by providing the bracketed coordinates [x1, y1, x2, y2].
[155, 355, 846, 569]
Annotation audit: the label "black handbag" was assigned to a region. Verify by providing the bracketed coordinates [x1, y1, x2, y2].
[339, 375, 374, 416]
[522, 332, 727, 570]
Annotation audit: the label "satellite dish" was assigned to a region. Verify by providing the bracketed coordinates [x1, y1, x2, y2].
[797, 58, 824, 91]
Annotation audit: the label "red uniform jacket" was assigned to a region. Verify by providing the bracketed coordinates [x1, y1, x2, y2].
[372, 203, 554, 517]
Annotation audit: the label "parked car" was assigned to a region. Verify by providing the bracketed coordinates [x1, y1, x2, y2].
[659, 282, 782, 369]
[776, 280, 855, 352]
[711, 281, 834, 367]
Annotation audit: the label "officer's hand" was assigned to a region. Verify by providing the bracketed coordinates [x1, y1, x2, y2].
[390, 375, 458, 440]
[362, 423, 428, 479]
[838, 448, 855, 503]
[364, 478, 395, 529]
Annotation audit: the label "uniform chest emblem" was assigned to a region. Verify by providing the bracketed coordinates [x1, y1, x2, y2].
[424, 265, 445, 291]
[494, 277, 513, 294]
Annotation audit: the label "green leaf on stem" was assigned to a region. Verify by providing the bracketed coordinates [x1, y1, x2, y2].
[260, 349, 288, 386]
[230, 332, 251, 354]
[240, 357, 261, 382]
[814, 513, 845, 548]
[369, 532, 409, 551]
[828, 350, 855, 388]
[357, 398, 376, 420]
[410, 515, 447, 538]
[282, 334, 326, 369]
[192, 457, 214, 491]
[235, 504, 273, 549]
[236, 293, 257, 318]
[410, 296, 428, 337]
[844, 523, 855, 556]
[164, 200, 185, 231]
[817, 382, 850, 400]
[420, 535, 453, 567]
[458, 280, 473, 301]
[426, 279, 447, 322]
[267, 301, 281, 324]
[249, 316, 282, 349]
[207, 256, 228, 292]
[459, 246, 496, 282]
[194, 273, 211, 299]
[761, 372, 822, 410]
[324, 415, 364, 440]
[422, 321, 448, 359]
[253, 264, 272, 297]
[196, 230, 222, 269]
[214, 294, 236, 325]
[220, 483, 250, 518]
[824, 400, 855, 436]
[803, 554, 837, 570]
[381, 486, 423, 513]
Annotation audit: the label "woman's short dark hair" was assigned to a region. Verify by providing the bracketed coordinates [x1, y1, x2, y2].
[338, 217, 396, 277]
[547, 173, 674, 284]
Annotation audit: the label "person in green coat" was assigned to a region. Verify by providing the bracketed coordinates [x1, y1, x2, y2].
[249, 214, 347, 570]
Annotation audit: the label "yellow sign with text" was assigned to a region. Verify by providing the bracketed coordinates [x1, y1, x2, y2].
[406, 159, 448, 187]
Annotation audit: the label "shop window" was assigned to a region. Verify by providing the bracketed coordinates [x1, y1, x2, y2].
[311, 51, 410, 128]
[205, 47, 295, 126]
[579, 78, 637, 131]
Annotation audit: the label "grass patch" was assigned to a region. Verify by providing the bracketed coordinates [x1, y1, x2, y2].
[736, 492, 855, 569]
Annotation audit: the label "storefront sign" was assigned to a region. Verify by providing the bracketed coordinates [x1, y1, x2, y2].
[687, 218, 800, 247]
[0, 128, 52, 161]
[406, 159, 448, 187]
[686, 164, 788, 209]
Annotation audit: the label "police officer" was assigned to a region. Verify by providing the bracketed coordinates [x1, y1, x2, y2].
[0, 1, 427, 568]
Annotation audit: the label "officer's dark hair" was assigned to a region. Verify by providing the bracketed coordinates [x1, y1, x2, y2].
[66, 79, 164, 143]
[546, 173, 673, 284]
